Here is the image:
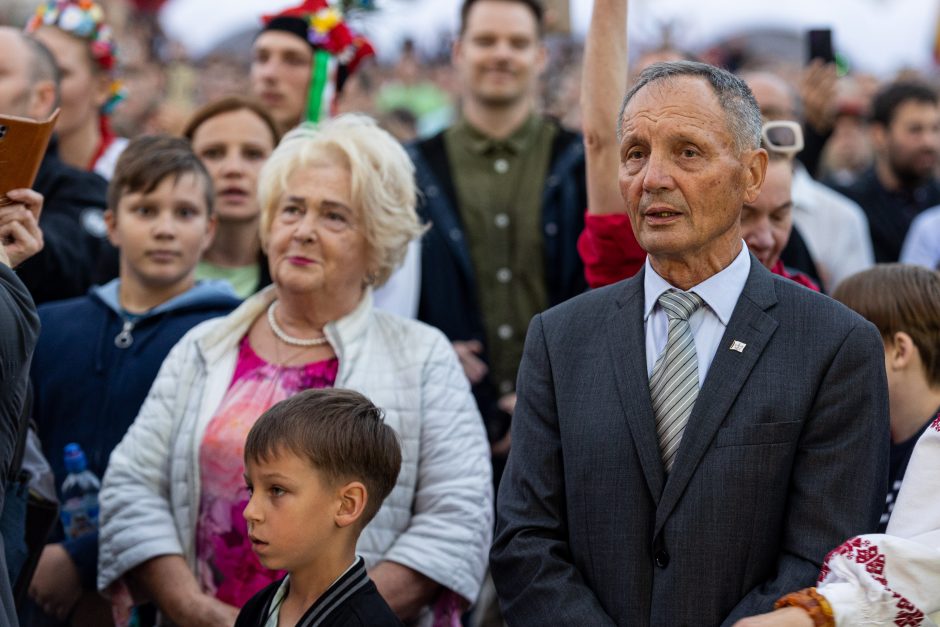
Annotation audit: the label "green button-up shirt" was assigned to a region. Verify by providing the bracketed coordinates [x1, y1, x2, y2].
[444, 114, 557, 394]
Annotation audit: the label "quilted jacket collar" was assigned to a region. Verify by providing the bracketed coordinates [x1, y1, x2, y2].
[195, 285, 374, 368]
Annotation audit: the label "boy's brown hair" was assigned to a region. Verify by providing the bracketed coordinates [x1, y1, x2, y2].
[244, 388, 402, 527]
[108, 135, 214, 214]
[833, 264, 940, 387]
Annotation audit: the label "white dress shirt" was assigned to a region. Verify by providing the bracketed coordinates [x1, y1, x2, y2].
[818, 422, 940, 625]
[644, 243, 751, 383]
[372, 239, 421, 319]
[792, 165, 874, 291]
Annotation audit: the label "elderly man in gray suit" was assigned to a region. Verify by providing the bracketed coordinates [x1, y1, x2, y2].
[490, 59, 889, 626]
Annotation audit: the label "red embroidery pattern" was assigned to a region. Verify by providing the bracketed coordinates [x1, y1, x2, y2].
[818, 537, 925, 627]
[930, 412, 940, 432]
[819, 537, 887, 585]
[894, 595, 924, 626]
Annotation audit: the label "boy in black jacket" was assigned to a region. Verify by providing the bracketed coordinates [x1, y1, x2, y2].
[237, 389, 402, 627]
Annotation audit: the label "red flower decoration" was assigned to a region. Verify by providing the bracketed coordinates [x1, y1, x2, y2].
[262, 0, 329, 25]
[326, 23, 354, 55]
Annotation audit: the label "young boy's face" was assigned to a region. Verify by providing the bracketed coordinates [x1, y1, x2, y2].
[243, 451, 342, 573]
[106, 172, 215, 293]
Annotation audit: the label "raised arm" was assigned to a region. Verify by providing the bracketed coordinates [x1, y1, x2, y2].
[582, 0, 627, 217]
[578, 0, 646, 286]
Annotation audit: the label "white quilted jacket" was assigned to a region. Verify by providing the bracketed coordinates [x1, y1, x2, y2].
[97, 287, 493, 605]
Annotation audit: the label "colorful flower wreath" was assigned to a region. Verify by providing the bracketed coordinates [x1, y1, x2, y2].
[26, 0, 125, 114]
[262, 0, 375, 123]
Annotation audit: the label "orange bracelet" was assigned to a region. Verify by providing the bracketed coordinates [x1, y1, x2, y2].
[774, 587, 835, 627]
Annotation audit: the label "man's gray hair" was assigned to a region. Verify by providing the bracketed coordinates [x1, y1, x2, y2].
[618, 61, 762, 153]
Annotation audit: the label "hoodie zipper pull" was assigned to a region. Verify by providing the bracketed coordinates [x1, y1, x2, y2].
[115, 319, 135, 348]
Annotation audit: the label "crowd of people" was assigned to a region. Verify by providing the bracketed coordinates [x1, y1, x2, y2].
[1, 0, 940, 625]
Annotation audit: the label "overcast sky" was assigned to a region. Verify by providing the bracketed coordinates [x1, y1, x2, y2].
[162, 0, 939, 76]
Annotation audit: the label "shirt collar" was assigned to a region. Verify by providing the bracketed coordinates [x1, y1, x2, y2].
[644, 242, 751, 325]
[266, 557, 365, 627]
[453, 113, 540, 156]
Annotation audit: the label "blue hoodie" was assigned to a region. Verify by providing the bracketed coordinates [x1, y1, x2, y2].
[29, 279, 239, 590]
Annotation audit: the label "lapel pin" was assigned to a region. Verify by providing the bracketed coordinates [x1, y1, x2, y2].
[730, 340, 746, 353]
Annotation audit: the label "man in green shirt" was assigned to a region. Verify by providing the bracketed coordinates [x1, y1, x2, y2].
[409, 0, 587, 474]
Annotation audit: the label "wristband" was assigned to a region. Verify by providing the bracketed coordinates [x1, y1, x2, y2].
[774, 587, 835, 627]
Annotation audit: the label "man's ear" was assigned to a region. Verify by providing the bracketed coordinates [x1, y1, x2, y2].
[334, 481, 367, 529]
[741, 147, 769, 205]
[26, 80, 57, 120]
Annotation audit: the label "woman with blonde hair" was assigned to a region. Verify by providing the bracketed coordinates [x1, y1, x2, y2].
[98, 114, 493, 627]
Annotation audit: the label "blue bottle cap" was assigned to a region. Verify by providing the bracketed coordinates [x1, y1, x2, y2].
[63, 443, 88, 474]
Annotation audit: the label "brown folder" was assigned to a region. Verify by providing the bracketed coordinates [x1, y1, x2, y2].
[0, 109, 60, 207]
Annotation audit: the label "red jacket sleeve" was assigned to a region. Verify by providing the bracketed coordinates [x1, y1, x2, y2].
[577, 211, 646, 288]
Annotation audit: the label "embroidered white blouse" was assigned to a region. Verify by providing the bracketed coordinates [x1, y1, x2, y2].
[817, 415, 940, 626]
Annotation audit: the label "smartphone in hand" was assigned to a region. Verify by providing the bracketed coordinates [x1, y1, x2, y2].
[806, 28, 835, 65]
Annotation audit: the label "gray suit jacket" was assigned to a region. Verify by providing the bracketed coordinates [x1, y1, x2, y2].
[491, 258, 889, 626]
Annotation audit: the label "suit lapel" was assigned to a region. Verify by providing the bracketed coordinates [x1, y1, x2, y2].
[654, 259, 780, 534]
[606, 269, 666, 502]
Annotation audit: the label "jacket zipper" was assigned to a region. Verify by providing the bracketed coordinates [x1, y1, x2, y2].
[114, 319, 135, 348]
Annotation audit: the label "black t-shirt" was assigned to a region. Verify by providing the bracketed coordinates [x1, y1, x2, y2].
[879, 413, 936, 531]
[833, 168, 940, 263]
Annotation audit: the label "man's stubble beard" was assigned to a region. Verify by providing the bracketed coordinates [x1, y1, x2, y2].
[888, 143, 939, 189]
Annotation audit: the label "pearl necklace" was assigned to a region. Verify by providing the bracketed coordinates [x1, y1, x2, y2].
[266, 301, 329, 347]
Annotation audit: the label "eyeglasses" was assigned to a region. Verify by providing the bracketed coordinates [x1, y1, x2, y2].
[761, 120, 804, 156]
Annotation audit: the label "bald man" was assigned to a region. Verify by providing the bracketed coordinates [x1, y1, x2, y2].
[0, 27, 113, 304]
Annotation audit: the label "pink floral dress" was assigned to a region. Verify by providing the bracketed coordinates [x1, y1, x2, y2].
[195, 336, 338, 607]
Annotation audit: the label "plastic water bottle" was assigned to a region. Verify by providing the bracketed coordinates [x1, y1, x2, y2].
[60, 443, 101, 540]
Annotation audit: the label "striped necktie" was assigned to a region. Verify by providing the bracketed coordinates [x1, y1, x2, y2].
[650, 289, 704, 472]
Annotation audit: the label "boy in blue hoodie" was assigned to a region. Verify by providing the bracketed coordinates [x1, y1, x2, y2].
[26, 135, 240, 623]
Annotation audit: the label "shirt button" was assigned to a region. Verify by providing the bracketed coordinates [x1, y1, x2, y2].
[545, 222, 559, 236]
[494, 158, 509, 174]
[497, 324, 513, 340]
[494, 213, 510, 228]
[499, 380, 514, 395]
[654, 549, 670, 568]
[496, 268, 512, 283]
[449, 228, 462, 242]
